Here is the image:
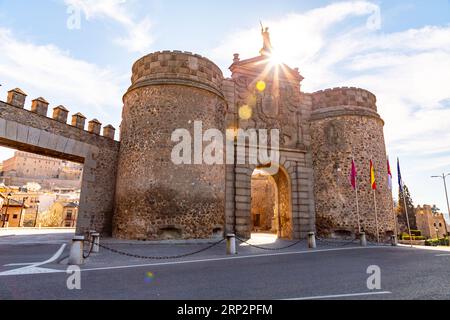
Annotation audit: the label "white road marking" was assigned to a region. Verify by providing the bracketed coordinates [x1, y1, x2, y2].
[435, 254, 450, 257]
[80, 246, 382, 272]
[0, 266, 64, 276]
[32, 244, 67, 267]
[284, 291, 392, 300]
[0, 245, 394, 277]
[4, 262, 40, 267]
[0, 244, 66, 276]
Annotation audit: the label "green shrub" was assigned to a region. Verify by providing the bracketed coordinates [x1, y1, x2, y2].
[403, 235, 425, 241]
[425, 238, 449, 246]
[410, 230, 422, 237]
[425, 239, 439, 246]
[400, 233, 409, 240]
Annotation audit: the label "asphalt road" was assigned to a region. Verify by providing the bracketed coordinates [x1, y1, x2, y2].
[1, 241, 450, 300]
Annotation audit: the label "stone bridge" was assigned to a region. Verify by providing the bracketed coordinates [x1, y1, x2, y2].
[0, 88, 119, 235]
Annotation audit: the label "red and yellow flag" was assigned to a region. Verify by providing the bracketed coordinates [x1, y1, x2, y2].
[370, 160, 377, 190]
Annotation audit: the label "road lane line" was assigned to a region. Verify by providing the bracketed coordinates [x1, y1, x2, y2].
[80, 246, 391, 273]
[0, 244, 66, 276]
[4, 262, 40, 267]
[284, 291, 392, 300]
[32, 244, 67, 267]
[0, 245, 397, 277]
[435, 254, 450, 257]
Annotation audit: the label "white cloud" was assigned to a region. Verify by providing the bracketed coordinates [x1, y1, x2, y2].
[0, 27, 124, 125]
[211, 1, 380, 70]
[209, 0, 450, 213]
[209, 0, 450, 158]
[65, 0, 154, 53]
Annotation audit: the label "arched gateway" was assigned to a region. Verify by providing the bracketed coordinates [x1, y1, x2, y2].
[0, 27, 394, 241]
[251, 165, 293, 239]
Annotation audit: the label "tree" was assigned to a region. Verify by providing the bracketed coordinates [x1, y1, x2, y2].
[431, 205, 440, 215]
[397, 185, 417, 231]
[37, 209, 63, 227]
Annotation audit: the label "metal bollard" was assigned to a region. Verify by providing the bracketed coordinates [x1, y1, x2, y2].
[226, 234, 236, 255]
[91, 232, 100, 253]
[68, 236, 85, 265]
[360, 232, 367, 247]
[391, 235, 398, 246]
[308, 232, 317, 249]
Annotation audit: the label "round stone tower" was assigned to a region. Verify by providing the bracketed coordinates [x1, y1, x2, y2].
[310, 87, 395, 241]
[113, 51, 227, 240]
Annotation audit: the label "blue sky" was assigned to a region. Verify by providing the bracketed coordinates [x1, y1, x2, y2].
[0, 0, 450, 219]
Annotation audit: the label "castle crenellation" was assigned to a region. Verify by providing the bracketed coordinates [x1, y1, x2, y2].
[2, 87, 116, 140]
[0, 32, 395, 241]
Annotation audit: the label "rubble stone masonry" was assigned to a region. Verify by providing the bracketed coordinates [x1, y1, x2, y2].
[0, 48, 393, 242]
[310, 88, 395, 240]
[113, 51, 226, 240]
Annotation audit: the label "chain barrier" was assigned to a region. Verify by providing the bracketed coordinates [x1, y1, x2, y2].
[96, 238, 226, 260]
[83, 238, 95, 259]
[235, 236, 305, 251]
[79, 233, 388, 262]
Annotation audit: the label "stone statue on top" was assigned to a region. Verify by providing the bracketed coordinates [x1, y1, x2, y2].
[260, 22, 273, 56]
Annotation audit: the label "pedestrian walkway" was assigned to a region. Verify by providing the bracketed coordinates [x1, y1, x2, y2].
[0, 229, 74, 245]
[0, 228, 75, 237]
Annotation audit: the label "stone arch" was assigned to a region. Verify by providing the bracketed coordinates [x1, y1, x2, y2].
[0, 99, 120, 235]
[233, 162, 295, 239]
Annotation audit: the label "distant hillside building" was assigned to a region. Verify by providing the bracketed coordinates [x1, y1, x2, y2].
[0, 151, 82, 189]
[415, 205, 449, 239]
[0, 194, 29, 228]
[2, 151, 61, 178]
[47, 200, 79, 228]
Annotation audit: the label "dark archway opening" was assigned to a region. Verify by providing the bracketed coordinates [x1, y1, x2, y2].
[250, 165, 293, 240]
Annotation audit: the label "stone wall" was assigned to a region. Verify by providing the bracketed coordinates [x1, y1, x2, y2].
[0, 89, 119, 236]
[223, 55, 316, 240]
[251, 175, 277, 232]
[310, 87, 395, 241]
[415, 205, 448, 238]
[0, 50, 393, 243]
[114, 51, 227, 240]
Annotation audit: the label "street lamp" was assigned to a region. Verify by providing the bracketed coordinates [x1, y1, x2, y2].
[33, 201, 40, 228]
[18, 197, 28, 228]
[431, 174, 450, 222]
[1, 192, 12, 228]
[431, 173, 450, 245]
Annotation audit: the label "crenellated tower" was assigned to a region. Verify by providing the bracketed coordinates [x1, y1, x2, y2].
[310, 87, 395, 240]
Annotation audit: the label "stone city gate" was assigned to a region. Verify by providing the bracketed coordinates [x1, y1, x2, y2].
[0, 29, 394, 241]
[0, 88, 119, 235]
[225, 157, 315, 240]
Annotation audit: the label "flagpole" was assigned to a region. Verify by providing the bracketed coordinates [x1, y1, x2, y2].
[397, 158, 413, 247]
[356, 181, 361, 235]
[373, 189, 380, 243]
[388, 157, 398, 241]
[392, 198, 398, 240]
[402, 187, 413, 247]
[352, 155, 361, 235]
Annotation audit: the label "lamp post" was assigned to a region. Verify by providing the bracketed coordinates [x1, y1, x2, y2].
[431, 174, 450, 223]
[1, 193, 12, 228]
[33, 203, 39, 228]
[18, 197, 28, 228]
[431, 174, 450, 245]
